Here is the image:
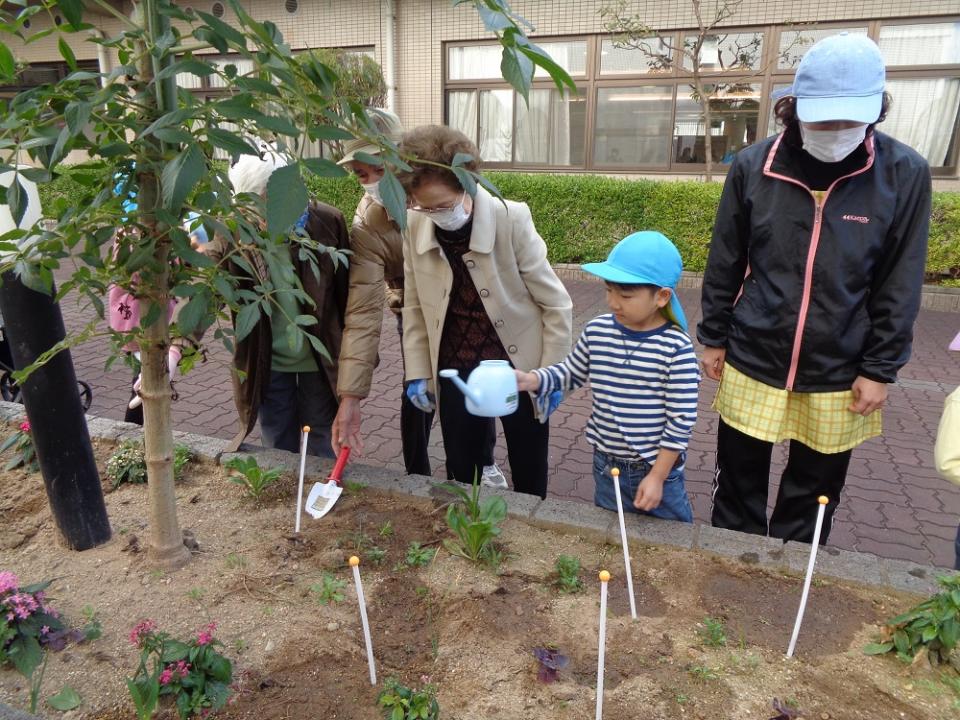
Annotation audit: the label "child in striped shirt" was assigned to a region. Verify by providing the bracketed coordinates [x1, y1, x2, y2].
[516, 231, 700, 522]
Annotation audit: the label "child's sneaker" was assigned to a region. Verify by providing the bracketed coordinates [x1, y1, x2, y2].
[481, 464, 508, 489]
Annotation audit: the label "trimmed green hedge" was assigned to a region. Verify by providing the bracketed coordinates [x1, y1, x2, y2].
[39, 167, 960, 277]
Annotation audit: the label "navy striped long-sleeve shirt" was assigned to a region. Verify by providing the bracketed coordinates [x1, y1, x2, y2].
[534, 315, 700, 465]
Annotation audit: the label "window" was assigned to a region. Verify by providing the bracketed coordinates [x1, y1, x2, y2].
[675, 84, 760, 164]
[879, 22, 960, 66]
[600, 37, 672, 75]
[777, 27, 868, 69]
[593, 86, 673, 166]
[444, 18, 960, 174]
[682, 31, 764, 71]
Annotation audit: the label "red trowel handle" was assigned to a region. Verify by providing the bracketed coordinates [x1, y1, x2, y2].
[328, 446, 350, 486]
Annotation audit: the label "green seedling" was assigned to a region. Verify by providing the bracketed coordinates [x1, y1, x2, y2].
[80, 605, 102, 641]
[697, 616, 728, 647]
[405, 541, 437, 568]
[224, 456, 283, 500]
[186, 587, 205, 602]
[440, 474, 507, 569]
[310, 573, 347, 605]
[378, 520, 394, 537]
[225, 553, 247, 570]
[552, 554, 583, 593]
[688, 664, 720, 681]
[367, 546, 387, 565]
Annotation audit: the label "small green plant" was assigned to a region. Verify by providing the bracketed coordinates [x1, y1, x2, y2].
[552, 555, 583, 593]
[46, 684, 81, 711]
[80, 605, 102, 641]
[696, 617, 728, 647]
[310, 573, 347, 605]
[367, 546, 387, 566]
[126, 620, 232, 720]
[376, 676, 440, 720]
[0, 420, 38, 472]
[344, 480, 366, 495]
[224, 456, 283, 500]
[688, 664, 720, 681]
[107, 440, 191, 489]
[224, 553, 247, 570]
[440, 474, 507, 569]
[186, 588, 205, 603]
[404, 542, 437, 568]
[863, 573, 960, 665]
[378, 521, 394, 537]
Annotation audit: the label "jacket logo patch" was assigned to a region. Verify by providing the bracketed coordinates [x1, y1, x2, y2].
[842, 214, 870, 224]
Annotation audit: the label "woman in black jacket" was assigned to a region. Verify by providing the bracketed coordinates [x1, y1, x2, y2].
[698, 33, 931, 544]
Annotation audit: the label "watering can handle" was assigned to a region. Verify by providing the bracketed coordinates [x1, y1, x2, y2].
[328, 446, 350, 486]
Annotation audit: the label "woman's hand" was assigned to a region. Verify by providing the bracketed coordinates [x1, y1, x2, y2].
[701, 346, 726, 381]
[848, 376, 888, 416]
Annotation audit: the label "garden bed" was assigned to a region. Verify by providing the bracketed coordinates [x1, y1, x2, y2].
[0, 439, 957, 719]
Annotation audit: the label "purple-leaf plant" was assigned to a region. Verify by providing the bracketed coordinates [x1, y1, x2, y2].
[770, 697, 803, 720]
[533, 647, 569, 683]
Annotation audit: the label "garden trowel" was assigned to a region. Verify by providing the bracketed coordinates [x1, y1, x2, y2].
[306, 446, 349, 520]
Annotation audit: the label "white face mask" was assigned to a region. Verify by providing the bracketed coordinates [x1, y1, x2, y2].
[424, 195, 472, 232]
[360, 181, 382, 205]
[799, 123, 867, 163]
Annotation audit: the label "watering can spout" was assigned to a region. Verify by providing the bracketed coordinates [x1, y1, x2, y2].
[438, 369, 482, 405]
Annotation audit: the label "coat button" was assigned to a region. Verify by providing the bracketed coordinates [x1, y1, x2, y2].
[479, 289, 489, 298]
[466, 260, 475, 268]
[494, 319, 504, 328]
[508, 345, 517, 353]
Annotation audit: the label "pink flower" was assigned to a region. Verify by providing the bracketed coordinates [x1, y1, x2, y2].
[18, 421, 30, 433]
[40, 625, 50, 636]
[175, 660, 191, 676]
[128, 619, 157, 647]
[196, 622, 217, 646]
[159, 668, 174, 685]
[0, 571, 18, 595]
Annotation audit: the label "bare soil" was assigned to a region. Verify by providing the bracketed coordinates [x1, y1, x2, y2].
[1, 437, 957, 720]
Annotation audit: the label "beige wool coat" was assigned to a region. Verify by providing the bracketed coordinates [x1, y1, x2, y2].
[401, 185, 573, 410]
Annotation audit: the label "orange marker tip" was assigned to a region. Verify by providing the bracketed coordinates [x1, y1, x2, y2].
[818, 495, 829, 505]
[599, 570, 610, 583]
[349, 556, 360, 567]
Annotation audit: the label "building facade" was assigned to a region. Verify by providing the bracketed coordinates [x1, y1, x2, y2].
[4, 0, 959, 184]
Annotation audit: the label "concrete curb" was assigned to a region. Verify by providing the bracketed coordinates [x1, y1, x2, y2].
[552, 265, 960, 313]
[2, 405, 953, 596]
[0, 702, 41, 720]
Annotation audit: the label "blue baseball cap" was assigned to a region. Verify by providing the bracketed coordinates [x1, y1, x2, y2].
[778, 33, 885, 124]
[582, 231, 688, 332]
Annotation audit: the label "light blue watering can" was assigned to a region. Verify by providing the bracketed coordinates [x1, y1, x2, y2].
[439, 360, 519, 417]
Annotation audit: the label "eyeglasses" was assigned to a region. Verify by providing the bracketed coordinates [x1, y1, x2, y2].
[409, 192, 464, 214]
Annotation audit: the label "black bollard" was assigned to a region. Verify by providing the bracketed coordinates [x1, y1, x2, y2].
[0, 271, 111, 550]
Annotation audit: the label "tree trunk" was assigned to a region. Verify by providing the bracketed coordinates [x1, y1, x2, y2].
[137, 0, 190, 569]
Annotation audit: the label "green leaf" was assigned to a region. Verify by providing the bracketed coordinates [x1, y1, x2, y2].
[255, 114, 301, 138]
[501, 46, 533, 103]
[377, 170, 406, 230]
[47, 686, 81, 711]
[57, 36, 77, 70]
[309, 125, 355, 142]
[176, 292, 209, 335]
[477, 5, 512, 31]
[56, 0, 84, 29]
[156, 59, 215, 80]
[451, 167, 477, 197]
[8, 635, 42, 678]
[161, 144, 205, 213]
[64, 101, 92, 135]
[302, 157, 347, 178]
[233, 76, 282, 97]
[0, 42, 17, 82]
[6, 174, 25, 228]
[206, 128, 259, 158]
[265, 164, 308, 237]
[153, 128, 193, 145]
[194, 11, 247, 48]
[294, 314, 317, 327]
[234, 303, 261, 343]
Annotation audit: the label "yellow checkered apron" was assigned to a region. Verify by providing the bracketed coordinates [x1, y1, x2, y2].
[713, 364, 882, 454]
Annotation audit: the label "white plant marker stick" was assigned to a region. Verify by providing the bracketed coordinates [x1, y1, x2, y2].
[596, 570, 610, 720]
[294, 425, 310, 534]
[610, 468, 637, 620]
[786, 495, 830, 658]
[349, 556, 377, 685]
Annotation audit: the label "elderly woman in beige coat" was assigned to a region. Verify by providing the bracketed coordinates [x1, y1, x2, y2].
[399, 125, 572, 498]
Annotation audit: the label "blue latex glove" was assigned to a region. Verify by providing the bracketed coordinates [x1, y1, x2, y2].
[534, 389, 564, 423]
[405, 379, 435, 413]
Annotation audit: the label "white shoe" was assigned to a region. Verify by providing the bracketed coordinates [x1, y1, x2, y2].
[481, 464, 508, 489]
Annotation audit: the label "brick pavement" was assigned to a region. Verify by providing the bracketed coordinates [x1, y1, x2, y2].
[53, 271, 960, 568]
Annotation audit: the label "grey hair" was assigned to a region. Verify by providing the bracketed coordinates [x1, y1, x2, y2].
[228, 140, 288, 196]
